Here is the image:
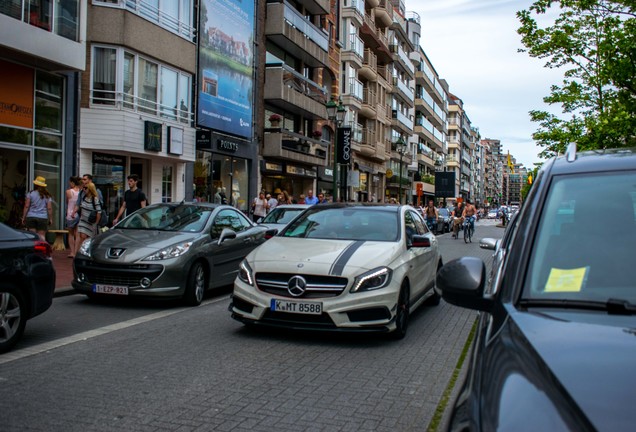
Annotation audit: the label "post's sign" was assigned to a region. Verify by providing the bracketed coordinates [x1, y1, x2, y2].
[435, 172, 456, 198]
[337, 127, 352, 165]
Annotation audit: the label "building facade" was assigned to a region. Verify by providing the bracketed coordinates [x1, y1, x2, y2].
[1, 0, 86, 229]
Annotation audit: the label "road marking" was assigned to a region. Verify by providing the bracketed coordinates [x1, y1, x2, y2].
[0, 297, 225, 365]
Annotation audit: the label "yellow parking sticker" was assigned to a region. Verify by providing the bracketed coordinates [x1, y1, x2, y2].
[545, 267, 589, 292]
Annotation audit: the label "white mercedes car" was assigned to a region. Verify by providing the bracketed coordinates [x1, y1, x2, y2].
[230, 203, 442, 338]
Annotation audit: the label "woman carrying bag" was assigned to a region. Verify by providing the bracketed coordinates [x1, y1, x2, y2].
[75, 183, 102, 256]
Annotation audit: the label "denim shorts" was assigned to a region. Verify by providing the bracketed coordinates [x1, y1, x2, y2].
[66, 215, 80, 228]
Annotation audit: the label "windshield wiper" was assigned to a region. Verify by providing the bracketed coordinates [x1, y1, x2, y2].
[519, 298, 636, 315]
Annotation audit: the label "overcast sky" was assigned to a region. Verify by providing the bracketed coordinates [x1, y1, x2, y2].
[408, 0, 563, 168]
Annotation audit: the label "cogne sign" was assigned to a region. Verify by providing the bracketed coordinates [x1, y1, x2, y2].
[337, 127, 352, 165]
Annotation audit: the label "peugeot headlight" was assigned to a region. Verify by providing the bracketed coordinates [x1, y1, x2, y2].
[143, 242, 193, 261]
[238, 259, 254, 286]
[350, 267, 392, 293]
[78, 238, 92, 256]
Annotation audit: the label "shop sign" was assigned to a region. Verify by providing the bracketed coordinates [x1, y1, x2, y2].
[217, 138, 239, 152]
[144, 121, 162, 152]
[286, 165, 305, 175]
[93, 152, 125, 165]
[337, 127, 352, 165]
[168, 127, 184, 155]
[0, 60, 34, 128]
[196, 130, 211, 149]
[265, 162, 283, 172]
[305, 169, 317, 178]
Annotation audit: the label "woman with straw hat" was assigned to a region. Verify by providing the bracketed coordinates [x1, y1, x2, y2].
[22, 176, 53, 240]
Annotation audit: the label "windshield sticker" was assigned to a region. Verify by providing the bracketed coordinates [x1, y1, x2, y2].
[544, 267, 589, 292]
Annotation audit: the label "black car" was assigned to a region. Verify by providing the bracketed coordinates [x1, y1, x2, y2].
[437, 207, 452, 233]
[437, 145, 636, 431]
[0, 223, 56, 353]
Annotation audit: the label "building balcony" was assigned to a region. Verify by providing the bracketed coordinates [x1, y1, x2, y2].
[360, 49, 378, 82]
[342, 33, 364, 69]
[264, 65, 328, 120]
[360, 87, 377, 119]
[342, 77, 363, 110]
[263, 130, 328, 166]
[389, 44, 415, 78]
[296, 0, 330, 15]
[414, 97, 443, 129]
[265, 2, 329, 68]
[342, 0, 364, 27]
[359, 14, 392, 63]
[0, 7, 86, 70]
[374, 0, 393, 27]
[391, 110, 414, 135]
[390, 77, 415, 106]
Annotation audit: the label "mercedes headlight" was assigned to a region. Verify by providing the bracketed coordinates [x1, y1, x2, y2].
[238, 260, 254, 286]
[350, 267, 392, 293]
[143, 242, 192, 261]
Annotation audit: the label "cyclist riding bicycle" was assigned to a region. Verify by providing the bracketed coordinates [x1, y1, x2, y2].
[423, 199, 438, 233]
[462, 199, 477, 233]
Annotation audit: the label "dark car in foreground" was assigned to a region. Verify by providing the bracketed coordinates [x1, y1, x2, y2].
[0, 223, 55, 353]
[73, 202, 270, 306]
[437, 146, 636, 431]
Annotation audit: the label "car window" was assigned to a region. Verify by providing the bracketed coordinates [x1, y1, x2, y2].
[524, 171, 636, 302]
[118, 204, 212, 232]
[212, 209, 250, 238]
[408, 210, 427, 235]
[262, 208, 304, 224]
[282, 207, 398, 241]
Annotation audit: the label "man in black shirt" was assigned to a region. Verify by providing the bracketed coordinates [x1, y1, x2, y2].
[113, 174, 147, 224]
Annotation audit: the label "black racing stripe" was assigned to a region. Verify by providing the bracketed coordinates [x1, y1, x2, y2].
[329, 240, 365, 276]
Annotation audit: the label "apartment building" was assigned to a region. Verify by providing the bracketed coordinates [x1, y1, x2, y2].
[81, 0, 198, 220]
[259, 0, 332, 201]
[0, 0, 85, 229]
[410, 19, 448, 207]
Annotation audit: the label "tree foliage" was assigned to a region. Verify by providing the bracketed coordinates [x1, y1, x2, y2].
[517, 0, 636, 157]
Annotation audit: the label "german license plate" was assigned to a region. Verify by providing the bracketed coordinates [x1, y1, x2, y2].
[93, 284, 129, 295]
[270, 299, 322, 315]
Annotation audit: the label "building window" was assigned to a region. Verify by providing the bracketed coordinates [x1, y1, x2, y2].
[90, 46, 192, 124]
[162, 165, 173, 202]
[0, 0, 79, 41]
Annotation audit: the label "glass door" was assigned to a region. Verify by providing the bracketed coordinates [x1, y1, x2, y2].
[0, 147, 30, 228]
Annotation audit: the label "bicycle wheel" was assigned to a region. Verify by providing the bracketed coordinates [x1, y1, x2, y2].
[469, 225, 473, 243]
[464, 223, 469, 243]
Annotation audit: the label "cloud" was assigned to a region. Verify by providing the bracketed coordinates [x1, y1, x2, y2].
[408, 0, 564, 167]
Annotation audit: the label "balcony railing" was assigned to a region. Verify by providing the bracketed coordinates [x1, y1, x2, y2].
[392, 77, 414, 101]
[90, 89, 193, 124]
[346, 33, 365, 58]
[347, 77, 363, 100]
[343, 0, 364, 17]
[285, 2, 328, 51]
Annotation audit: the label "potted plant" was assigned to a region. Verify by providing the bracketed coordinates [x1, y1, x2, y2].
[311, 130, 322, 139]
[269, 114, 282, 127]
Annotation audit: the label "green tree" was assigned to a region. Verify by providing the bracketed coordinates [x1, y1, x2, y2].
[517, 0, 636, 157]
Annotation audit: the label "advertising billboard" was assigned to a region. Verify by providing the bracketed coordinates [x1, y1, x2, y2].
[197, 0, 254, 139]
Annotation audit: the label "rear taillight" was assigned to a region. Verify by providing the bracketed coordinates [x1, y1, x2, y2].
[34, 240, 53, 258]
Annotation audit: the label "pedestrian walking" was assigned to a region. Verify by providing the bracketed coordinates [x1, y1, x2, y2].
[266, 193, 278, 212]
[22, 176, 53, 241]
[113, 174, 147, 225]
[65, 176, 81, 257]
[251, 191, 269, 222]
[75, 183, 102, 256]
[304, 189, 319, 205]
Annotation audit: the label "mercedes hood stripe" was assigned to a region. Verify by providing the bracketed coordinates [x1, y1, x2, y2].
[329, 241, 365, 276]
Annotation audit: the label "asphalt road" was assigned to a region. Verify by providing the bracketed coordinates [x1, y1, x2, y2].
[0, 220, 503, 432]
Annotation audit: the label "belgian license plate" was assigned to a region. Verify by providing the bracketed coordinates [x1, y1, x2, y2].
[93, 284, 129, 295]
[270, 299, 322, 315]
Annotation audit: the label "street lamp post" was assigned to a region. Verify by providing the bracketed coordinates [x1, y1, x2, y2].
[395, 137, 406, 204]
[326, 99, 346, 202]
